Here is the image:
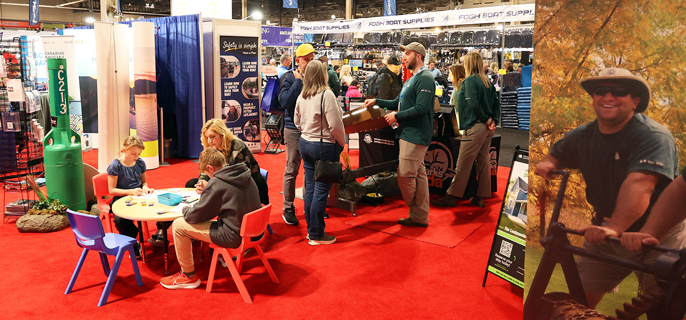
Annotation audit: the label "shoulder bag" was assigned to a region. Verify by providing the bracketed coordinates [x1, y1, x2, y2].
[313, 90, 343, 183]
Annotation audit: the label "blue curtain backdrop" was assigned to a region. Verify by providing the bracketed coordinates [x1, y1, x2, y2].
[71, 15, 204, 158]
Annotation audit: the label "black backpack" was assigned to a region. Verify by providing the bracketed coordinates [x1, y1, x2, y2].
[366, 73, 380, 97]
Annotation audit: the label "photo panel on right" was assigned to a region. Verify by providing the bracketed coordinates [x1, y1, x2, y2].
[525, 1, 686, 320]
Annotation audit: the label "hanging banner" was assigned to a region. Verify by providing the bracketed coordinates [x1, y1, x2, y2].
[132, 22, 159, 169]
[94, 22, 130, 173]
[261, 26, 293, 47]
[62, 29, 98, 135]
[29, 0, 40, 25]
[484, 148, 528, 288]
[384, 0, 396, 16]
[293, 4, 535, 34]
[283, 0, 298, 9]
[220, 35, 261, 152]
[172, 0, 232, 19]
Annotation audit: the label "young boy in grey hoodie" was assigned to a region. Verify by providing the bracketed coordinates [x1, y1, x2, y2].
[161, 147, 262, 289]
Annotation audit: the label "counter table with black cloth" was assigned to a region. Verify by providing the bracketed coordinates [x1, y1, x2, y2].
[549, 113, 678, 232]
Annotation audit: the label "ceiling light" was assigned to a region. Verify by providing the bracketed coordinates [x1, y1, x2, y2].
[266, 20, 270, 24]
[435, 27, 440, 33]
[85, 17, 95, 23]
[293, 18, 298, 22]
[331, 15, 336, 19]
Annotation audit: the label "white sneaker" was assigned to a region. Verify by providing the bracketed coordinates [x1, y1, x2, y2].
[308, 235, 336, 246]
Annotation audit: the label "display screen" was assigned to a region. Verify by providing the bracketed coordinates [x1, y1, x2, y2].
[348, 60, 363, 68]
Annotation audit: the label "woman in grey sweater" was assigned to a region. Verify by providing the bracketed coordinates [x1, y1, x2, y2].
[294, 60, 345, 246]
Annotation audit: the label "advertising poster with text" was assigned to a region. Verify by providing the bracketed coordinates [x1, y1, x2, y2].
[219, 35, 261, 153]
[486, 149, 528, 288]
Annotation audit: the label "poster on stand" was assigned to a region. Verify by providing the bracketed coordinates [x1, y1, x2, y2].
[485, 148, 528, 288]
[219, 35, 261, 152]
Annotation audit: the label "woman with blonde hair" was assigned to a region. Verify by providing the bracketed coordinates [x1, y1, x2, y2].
[433, 52, 500, 208]
[294, 60, 345, 245]
[339, 64, 352, 96]
[189, 119, 268, 205]
[107, 135, 153, 256]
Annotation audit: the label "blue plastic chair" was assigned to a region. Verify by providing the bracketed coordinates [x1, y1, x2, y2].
[64, 209, 143, 307]
[260, 168, 273, 234]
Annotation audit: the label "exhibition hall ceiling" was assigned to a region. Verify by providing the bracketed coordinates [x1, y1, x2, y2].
[70, 0, 456, 25]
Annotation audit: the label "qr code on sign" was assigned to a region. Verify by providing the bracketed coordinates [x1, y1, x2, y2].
[499, 241, 513, 258]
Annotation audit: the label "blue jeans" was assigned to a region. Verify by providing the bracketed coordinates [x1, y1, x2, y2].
[299, 138, 343, 239]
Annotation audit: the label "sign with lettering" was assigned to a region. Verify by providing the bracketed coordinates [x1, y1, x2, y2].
[261, 26, 293, 47]
[48, 59, 69, 116]
[219, 35, 261, 152]
[484, 148, 528, 288]
[384, 0, 396, 16]
[293, 4, 535, 34]
[29, 0, 40, 25]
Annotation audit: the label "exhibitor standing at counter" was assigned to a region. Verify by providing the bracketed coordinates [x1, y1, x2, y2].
[364, 42, 435, 228]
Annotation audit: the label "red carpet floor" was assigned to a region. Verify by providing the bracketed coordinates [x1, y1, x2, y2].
[347, 175, 507, 248]
[0, 147, 523, 319]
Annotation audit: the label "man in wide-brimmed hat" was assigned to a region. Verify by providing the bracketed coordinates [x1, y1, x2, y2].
[535, 68, 684, 314]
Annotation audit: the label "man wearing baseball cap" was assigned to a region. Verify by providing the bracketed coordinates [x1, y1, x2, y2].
[372, 55, 403, 100]
[278, 43, 317, 226]
[363, 42, 435, 227]
[536, 67, 683, 313]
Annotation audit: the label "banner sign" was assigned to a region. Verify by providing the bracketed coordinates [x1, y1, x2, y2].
[261, 26, 293, 47]
[484, 148, 528, 288]
[172, 0, 232, 19]
[29, 0, 40, 25]
[61, 29, 98, 134]
[283, 0, 297, 9]
[293, 32, 305, 45]
[384, 0, 396, 16]
[293, 4, 535, 34]
[0, 20, 41, 29]
[219, 35, 261, 152]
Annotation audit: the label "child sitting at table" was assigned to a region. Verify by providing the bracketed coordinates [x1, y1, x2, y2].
[107, 135, 154, 258]
[160, 147, 262, 289]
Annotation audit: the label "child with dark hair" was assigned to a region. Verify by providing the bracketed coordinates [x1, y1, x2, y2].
[345, 80, 363, 98]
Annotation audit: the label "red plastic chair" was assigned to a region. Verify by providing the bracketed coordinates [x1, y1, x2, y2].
[206, 204, 279, 303]
[92, 172, 150, 238]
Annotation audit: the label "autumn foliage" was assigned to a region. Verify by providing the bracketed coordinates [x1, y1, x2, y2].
[529, 0, 686, 246]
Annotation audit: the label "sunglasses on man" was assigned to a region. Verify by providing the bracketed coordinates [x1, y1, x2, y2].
[592, 86, 630, 97]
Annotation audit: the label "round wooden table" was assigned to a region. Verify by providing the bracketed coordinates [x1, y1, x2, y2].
[112, 188, 198, 273]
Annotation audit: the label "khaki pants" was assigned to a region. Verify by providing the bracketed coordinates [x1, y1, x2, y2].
[398, 139, 430, 224]
[172, 217, 214, 273]
[446, 123, 494, 198]
[577, 221, 686, 296]
[282, 128, 303, 211]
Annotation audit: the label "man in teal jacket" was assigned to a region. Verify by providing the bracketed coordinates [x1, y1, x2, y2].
[319, 55, 341, 97]
[363, 42, 435, 227]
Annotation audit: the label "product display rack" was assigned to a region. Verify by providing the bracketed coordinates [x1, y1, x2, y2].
[1, 38, 44, 223]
